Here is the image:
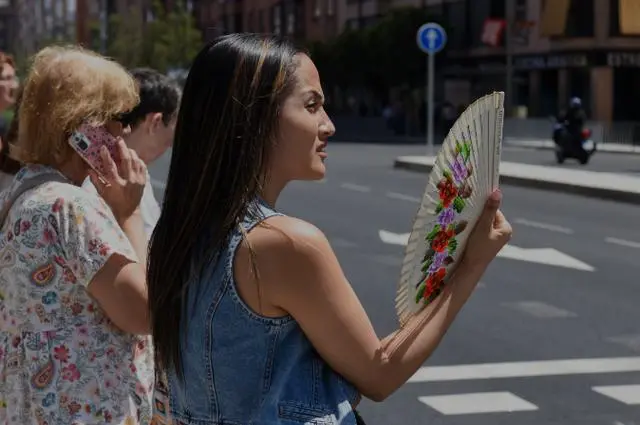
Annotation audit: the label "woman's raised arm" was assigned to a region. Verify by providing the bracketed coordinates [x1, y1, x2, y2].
[244, 191, 510, 402]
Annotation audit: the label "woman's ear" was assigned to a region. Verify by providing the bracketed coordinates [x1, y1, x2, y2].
[148, 112, 163, 134]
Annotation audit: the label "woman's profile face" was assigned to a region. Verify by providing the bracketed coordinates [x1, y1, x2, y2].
[271, 54, 335, 182]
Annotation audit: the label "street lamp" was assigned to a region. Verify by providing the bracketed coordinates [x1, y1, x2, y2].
[505, 0, 514, 116]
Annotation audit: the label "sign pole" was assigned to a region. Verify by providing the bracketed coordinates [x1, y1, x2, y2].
[427, 51, 435, 157]
[416, 22, 446, 158]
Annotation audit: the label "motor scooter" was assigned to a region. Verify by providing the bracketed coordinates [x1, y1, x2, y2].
[551, 118, 597, 165]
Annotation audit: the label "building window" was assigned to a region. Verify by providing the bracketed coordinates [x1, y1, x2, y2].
[489, 0, 505, 18]
[515, 0, 527, 19]
[234, 12, 243, 32]
[539, 0, 569, 37]
[273, 4, 281, 34]
[286, 10, 295, 35]
[219, 15, 227, 34]
[563, 0, 594, 37]
[611, 0, 640, 36]
[314, 0, 321, 18]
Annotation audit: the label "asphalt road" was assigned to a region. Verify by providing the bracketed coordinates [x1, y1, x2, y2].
[501, 145, 640, 175]
[149, 143, 640, 425]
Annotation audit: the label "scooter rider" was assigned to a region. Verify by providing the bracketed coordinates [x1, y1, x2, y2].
[560, 97, 587, 149]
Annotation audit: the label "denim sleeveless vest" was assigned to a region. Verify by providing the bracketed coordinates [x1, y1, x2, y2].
[164, 199, 361, 425]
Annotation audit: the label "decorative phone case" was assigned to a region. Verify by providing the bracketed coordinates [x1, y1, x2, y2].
[68, 123, 120, 179]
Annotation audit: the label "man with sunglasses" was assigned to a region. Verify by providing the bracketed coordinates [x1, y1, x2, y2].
[86, 68, 182, 240]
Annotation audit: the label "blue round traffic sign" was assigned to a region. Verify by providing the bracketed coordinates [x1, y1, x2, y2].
[416, 22, 447, 55]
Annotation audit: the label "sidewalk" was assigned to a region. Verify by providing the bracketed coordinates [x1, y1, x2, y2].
[394, 156, 640, 205]
[333, 135, 640, 155]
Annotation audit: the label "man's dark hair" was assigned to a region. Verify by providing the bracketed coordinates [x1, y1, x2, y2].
[121, 67, 181, 128]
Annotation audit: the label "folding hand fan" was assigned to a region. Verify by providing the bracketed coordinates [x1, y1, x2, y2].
[396, 91, 505, 326]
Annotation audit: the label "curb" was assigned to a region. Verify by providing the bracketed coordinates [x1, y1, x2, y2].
[331, 136, 433, 145]
[330, 136, 640, 155]
[504, 139, 640, 156]
[393, 159, 640, 205]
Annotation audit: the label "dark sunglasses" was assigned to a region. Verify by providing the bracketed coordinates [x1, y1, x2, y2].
[112, 113, 133, 127]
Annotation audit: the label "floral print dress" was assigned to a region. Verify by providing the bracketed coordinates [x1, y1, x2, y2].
[0, 165, 154, 425]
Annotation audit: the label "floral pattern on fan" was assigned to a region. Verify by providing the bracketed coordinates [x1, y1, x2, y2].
[415, 141, 474, 305]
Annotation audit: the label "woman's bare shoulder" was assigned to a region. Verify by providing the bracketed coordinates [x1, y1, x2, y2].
[248, 215, 330, 256]
[234, 215, 337, 316]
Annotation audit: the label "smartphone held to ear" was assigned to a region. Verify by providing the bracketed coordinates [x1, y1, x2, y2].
[68, 123, 120, 181]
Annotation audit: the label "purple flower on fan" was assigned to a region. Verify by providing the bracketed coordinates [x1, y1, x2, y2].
[437, 208, 455, 227]
[452, 155, 468, 183]
[428, 252, 449, 273]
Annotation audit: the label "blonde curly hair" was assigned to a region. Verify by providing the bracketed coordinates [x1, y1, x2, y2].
[12, 45, 139, 166]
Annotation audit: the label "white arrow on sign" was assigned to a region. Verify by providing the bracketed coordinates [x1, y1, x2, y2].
[426, 29, 438, 49]
[378, 230, 595, 272]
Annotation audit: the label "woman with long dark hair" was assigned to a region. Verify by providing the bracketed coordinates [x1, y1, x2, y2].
[147, 33, 511, 425]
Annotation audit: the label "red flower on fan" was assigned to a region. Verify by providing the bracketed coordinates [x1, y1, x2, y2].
[423, 268, 447, 299]
[431, 228, 455, 252]
[437, 178, 458, 207]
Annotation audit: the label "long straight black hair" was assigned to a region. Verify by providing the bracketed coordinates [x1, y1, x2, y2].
[147, 33, 303, 377]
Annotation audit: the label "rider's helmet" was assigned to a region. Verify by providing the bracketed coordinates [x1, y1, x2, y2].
[569, 96, 582, 108]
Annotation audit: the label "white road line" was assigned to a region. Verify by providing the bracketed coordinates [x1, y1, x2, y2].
[150, 178, 166, 191]
[605, 237, 640, 249]
[408, 356, 640, 383]
[418, 392, 538, 415]
[515, 218, 574, 234]
[607, 334, 640, 353]
[502, 301, 577, 319]
[329, 238, 358, 249]
[592, 385, 640, 405]
[386, 192, 420, 203]
[378, 230, 595, 271]
[340, 182, 371, 193]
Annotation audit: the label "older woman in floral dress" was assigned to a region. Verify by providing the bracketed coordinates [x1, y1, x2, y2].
[0, 46, 153, 424]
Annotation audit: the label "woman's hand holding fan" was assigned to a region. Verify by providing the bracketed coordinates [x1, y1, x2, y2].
[462, 189, 512, 271]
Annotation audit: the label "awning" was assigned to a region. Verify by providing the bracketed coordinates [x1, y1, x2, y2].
[619, 0, 640, 35]
[539, 0, 570, 37]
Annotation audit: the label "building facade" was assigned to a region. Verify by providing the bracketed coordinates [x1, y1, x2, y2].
[9, 0, 78, 57]
[0, 0, 17, 54]
[436, 0, 640, 122]
[195, 0, 338, 42]
[4, 0, 154, 59]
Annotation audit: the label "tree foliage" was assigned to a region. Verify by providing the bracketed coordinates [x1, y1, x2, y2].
[308, 7, 450, 93]
[107, 0, 202, 72]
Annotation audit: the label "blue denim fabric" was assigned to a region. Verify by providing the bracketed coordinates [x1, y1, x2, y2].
[165, 199, 361, 425]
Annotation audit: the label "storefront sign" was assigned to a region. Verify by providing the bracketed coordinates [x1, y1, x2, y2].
[514, 54, 589, 70]
[607, 52, 640, 67]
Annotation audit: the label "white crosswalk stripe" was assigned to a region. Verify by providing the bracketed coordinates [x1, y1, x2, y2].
[418, 391, 538, 415]
[409, 356, 640, 416]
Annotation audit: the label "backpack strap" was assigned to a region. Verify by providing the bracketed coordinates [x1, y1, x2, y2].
[0, 172, 69, 226]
